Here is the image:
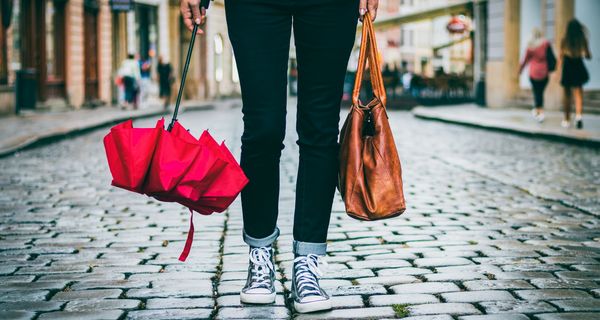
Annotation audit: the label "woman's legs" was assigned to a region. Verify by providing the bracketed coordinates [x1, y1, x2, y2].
[226, 1, 292, 244]
[573, 86, 584, 118]
[530, 78, 548, 116]
[563, 87, 572, 121]
[292, 0, 359, 256]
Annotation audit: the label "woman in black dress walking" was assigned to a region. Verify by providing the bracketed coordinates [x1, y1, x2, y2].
[180, 0, 379, 313]
[560, 19, 592, 129]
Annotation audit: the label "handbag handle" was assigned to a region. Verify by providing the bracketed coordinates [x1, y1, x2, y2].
[168, 23, 199, 132]
[352, 12, 387, 107]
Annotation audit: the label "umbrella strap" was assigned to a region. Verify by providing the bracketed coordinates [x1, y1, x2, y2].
[178, 209, 195, 262]
[169, 24, 199, 132]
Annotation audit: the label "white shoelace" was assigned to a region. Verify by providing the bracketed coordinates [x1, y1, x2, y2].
[293, 254, 327, 297]
[248, 247, 274, 289]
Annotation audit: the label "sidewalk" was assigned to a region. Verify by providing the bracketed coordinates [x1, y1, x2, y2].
[0, 99, 235, 157]
[412, 104, 600, 146]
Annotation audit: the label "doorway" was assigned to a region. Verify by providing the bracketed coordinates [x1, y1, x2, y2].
[84, 2, 99, 101]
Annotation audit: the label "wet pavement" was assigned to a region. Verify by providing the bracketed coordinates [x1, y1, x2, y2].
[1, 100, 599, 319]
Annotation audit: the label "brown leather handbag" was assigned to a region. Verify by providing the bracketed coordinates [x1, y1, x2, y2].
[338, 13, 406, 221]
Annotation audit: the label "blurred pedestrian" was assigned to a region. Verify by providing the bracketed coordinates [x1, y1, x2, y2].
[560, 19, 592, 129]
[118, 54, 141, 110]
[181, 0, 377, 313]
[519, 28, 553, 123]
[138, 53, 152, 105]
[157, 56, 174, 109]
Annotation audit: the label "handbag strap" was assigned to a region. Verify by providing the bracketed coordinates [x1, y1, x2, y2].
[168, 24, 199, 132]
[352, 13, 387, 107]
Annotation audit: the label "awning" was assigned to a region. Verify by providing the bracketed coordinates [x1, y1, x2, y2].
[369, 0, 478, 30]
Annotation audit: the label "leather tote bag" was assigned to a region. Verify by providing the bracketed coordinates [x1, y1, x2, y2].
[338, 13, 406, 221]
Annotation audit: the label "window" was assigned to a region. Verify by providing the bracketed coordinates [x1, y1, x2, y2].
[214, 34, 223, 82]
[45, 0, 65, 81]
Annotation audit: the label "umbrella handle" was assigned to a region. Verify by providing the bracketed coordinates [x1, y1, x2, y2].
[168, 23, 199, 132]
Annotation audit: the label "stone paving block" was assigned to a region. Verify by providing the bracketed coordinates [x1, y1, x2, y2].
[37, 310, 124, 320]
[0, 290, 48, 302]
[127, 271, 214, 282]
[294, 306, 395, 320]
[126, 308, 212, 320]
[64, 299, 141, 311]
[514, 289, 591, 300]
[398, 316, 454, 320]
[329, 295, 364, 308]
[0, 311, 36, 320]
[377, 267, 433, 276]
[571, 264, 600, 272]
[533, 313, 600, 320]
[424, 272, 487, 282]
[127, 285, 213, 298]
[391, 282, 460, 294]
[362, 252, 419, 260]
[215, 295, 286, 307]
[462, 280, 534, 290]
[414, 258, 473, 267]
[479, 301, 557, 314]
[369, 293, 439, 306]
[215, 306, 290, 319]
[355, 275, 420, 286]
[327, 284, 387, 296]
[0, 281, 68, 291]
[556, 271, 600, 280]
[441, 290, 516, 303]
[146, 297, 214, 309]
[71, 280, 149, 290]
[549, 299, 600, 312]
[408, 303, 482, 316]
[492, 272, 555, 280]
[322, 268, 375, 279]
[51, 289, 122, 301]
[530, 279, 598, 289]
[0, 301, 63, 312]
[459, 315, 530, 320]
[346, 259, 411, 269]
[501, 264, 566, 272]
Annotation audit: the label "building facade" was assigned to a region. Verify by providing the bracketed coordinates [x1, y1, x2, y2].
[0, 0, 239, 115]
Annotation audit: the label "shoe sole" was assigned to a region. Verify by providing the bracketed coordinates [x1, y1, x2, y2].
[240, 291, 276, 304]
[294, 299, 332, 313]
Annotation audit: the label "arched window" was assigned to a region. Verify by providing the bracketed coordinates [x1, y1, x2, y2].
[214, 34, 223, 82]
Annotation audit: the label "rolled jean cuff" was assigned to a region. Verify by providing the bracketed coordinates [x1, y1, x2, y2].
[293, 240, 327, 256]
[243, 227, 280, 248]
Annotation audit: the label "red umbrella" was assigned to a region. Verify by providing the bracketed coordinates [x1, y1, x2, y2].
[104, 118, 163, 192]
[103, 24, 248, 262]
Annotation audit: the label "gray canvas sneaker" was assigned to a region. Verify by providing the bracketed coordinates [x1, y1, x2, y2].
[291, 254, 332, 313]
[240, 246, 276, 304]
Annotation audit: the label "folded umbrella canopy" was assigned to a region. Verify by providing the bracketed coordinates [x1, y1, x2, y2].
[103, 24, 248, 261]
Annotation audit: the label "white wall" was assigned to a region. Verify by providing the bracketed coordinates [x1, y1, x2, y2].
[575, 0, 600, 90]
[519, 0, 543, 88]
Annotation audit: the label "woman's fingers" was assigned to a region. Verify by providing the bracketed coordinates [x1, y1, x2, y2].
[359, 0, 367, 21]
[368, 0, 378, 21]
[180, 0, 204, 34]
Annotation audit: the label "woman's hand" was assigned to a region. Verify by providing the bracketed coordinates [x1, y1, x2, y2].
[180, 0, 207, 34]
[359, 0, 379, 21]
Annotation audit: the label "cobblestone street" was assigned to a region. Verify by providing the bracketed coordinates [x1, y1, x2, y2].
[1, 101, 599, 320]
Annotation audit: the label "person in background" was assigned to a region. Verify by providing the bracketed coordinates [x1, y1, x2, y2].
[118, 54, 141, 110]
[138, 54, 153, 105]
[519, 28, 552, 123]
[157, 56, 174, 109]
[560, 19, 592, 129]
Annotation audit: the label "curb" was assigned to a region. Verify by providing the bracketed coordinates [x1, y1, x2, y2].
[412, 107, 600, 148]
[0, 102, 218, 158]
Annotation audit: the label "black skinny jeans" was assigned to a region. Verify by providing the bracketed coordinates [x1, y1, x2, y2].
[530, 77, 548, 108]
[226, 0, 359, 245]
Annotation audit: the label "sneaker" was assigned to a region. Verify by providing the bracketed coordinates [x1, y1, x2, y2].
[240, 246, 276, 304]
[536, 113, 545, 123]
[576, 119, 583, 129]
[561, 119, 571, 128]
[291, 254, 332, 313]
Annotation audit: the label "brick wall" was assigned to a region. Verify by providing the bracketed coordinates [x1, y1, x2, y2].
[66, 0, 85, 108]
[98, 0, 113, 103]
